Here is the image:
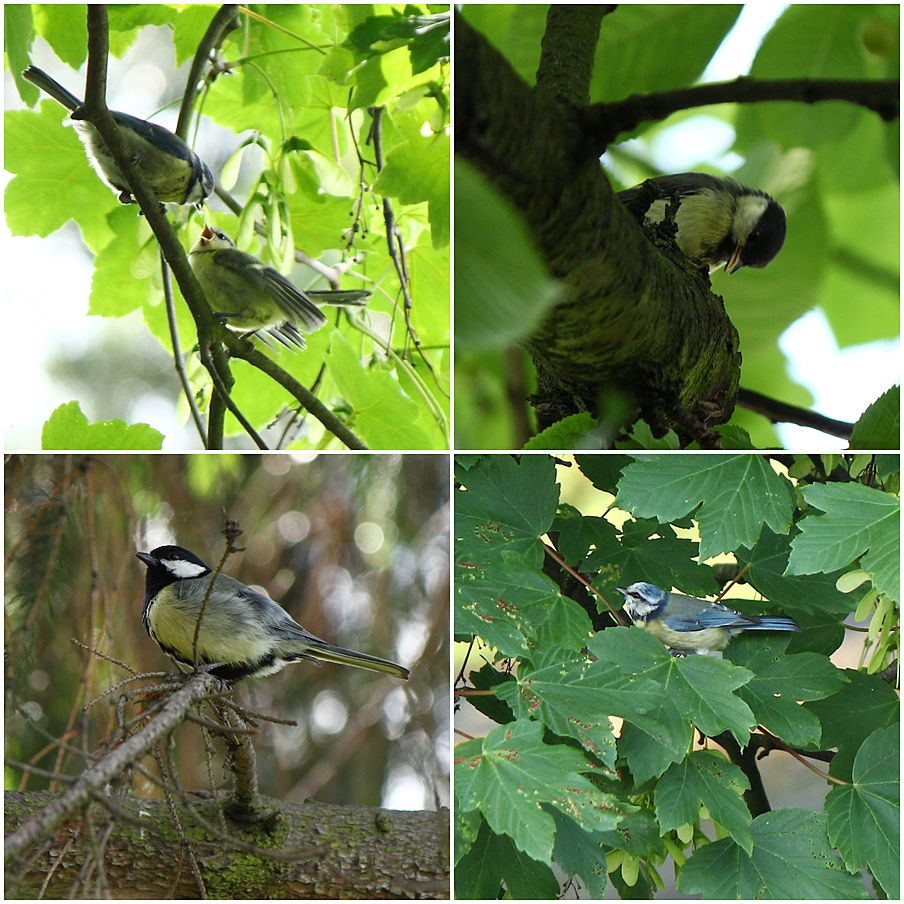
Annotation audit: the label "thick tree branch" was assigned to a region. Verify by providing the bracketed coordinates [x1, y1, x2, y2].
[456, 10, 741, 436]
[6, 791, 450, 899]
[710, 730, 774, 818]
[535, 5, 611, 105]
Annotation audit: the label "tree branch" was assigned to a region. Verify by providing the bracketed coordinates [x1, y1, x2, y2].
[224, 336, 370, 450]
[160, 253, 208, 445]
[737, 388, 854, 439]
[4, 673, 218, 861]
[588, 76, 900, 146]
[175, 4, 240, 140]
[6, 790, 450, 898]
[536, 5, 611, 105]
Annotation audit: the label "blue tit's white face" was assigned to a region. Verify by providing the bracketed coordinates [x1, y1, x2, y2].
[617, 582, 668, 623]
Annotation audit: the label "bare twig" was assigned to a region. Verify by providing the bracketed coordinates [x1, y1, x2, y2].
[5, 672, 217, 861]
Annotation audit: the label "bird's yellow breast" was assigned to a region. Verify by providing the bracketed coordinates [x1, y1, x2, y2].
[148, 584, 272, 665]
[640, 619, 730, 652]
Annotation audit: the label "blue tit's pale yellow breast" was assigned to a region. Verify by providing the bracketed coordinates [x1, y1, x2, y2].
[641, 618, 731, 652]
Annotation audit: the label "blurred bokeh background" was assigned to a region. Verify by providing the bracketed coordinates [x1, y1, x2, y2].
[5, 453, 450, 811]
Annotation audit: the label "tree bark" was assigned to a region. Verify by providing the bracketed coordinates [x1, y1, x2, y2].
[455, 9, 741, 436]
[5, 791, 450, 899]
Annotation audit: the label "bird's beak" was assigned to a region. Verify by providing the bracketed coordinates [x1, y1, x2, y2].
[190, 224, 216, 254]
[726, 241, 744, 274]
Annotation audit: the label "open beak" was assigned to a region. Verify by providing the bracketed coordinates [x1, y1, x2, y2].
[726, 241, 744, 274]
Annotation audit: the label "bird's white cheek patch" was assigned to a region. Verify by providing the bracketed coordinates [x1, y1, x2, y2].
[164, 560, 209, 579]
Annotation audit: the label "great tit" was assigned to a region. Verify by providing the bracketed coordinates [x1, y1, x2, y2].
[21, 65, 214, 208]
[617, 173, 786, 273]
[189, 226, 370, 350]
[617, 581, 800, 654]
[137, 545, 410, 682]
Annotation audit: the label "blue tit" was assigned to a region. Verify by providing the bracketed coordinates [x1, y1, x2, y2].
[617, 581, 800, 654]
[22, 65, 214, 208]
[189, 225, 370, 350]
[617, 173, 786, 273]
[137, 546, 410, 682]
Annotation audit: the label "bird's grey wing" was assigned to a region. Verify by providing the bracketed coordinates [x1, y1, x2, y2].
[618, 173, 725, 203]
[261, 269, 328, 332]
[656, 594, 750, 631]
[663, 606, 753, 632]
[242, 593, 407, 677]
[110, 111, 196, 161]
[227, 581, 302, 627]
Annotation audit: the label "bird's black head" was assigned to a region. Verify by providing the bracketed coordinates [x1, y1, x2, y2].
[725, 194, 787, 273]
[739, 198, 786, 269]
[136, 545, 212, 595]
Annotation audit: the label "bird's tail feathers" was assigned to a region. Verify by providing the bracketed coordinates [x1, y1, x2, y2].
[286, 640, 410, 679]
[746, 616, 800, 632]
[306, 289, 370, 307]
[22, 66, 82, 111]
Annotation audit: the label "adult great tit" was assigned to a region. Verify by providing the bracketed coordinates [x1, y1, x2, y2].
[21, 65, 214, 208]
[617, 581, 800, 654]
[189, 226, 370, 350]
[137, 545, 410, 682]
[617, 173, 786, 273]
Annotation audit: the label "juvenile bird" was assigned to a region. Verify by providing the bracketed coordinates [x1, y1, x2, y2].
[189, 225, 369, 350]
